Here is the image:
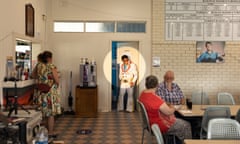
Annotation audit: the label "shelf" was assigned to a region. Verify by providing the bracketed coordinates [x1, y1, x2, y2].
[2, 79, 35, 88]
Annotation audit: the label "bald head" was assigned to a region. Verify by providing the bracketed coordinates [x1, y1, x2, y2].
[164, 70, 174, 82]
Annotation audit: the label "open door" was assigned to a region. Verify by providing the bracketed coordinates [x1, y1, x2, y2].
[111, 41, 139, 111]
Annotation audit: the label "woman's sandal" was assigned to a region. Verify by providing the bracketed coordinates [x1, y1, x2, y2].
[48, 134, 58, 138]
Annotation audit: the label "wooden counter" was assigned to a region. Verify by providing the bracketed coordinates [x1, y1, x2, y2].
[75, 86, 98, 117]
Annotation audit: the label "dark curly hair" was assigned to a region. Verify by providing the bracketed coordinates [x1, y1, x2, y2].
[41, 51, 52, 64]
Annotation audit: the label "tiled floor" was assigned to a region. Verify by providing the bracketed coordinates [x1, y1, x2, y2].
[54, 111, 154, 144]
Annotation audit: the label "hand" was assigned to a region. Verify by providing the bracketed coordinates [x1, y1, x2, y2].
[174, 105, 182, 110]
[181, 98, 185, 105]
[166, 102, 171, 106]
[168, 104, 176, 111]
[167, 103, 174, 108]
[130, 82, 134, 87]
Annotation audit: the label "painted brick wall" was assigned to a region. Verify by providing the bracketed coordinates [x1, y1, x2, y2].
[152, 0, 240, 104]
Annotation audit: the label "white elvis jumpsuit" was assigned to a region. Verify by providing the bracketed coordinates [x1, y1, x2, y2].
[117, 61, 138, 112]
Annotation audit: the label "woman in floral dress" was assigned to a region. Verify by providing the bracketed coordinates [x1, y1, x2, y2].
[36, 51, 61, 137]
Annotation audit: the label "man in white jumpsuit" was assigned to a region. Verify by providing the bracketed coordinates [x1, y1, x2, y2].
[118, 55, 138, 112]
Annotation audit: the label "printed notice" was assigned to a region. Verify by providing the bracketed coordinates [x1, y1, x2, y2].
[165, 0, 240, 41]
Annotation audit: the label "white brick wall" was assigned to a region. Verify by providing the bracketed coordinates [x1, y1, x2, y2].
[152, 0, 240, 104]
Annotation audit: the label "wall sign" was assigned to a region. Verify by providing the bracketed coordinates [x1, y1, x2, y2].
[196, 41, 225, 63]
[165, 0, 240, 41]
[25, 4, 34, 37]
[152, 57, 160, 67]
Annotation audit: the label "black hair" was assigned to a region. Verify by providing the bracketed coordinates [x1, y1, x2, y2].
[145, 75, 158, 89]
[37, 53, 43, 62]
[205, 41, 212, 47]
[42, 51, 52, 64]
[121, 55, 129, 60]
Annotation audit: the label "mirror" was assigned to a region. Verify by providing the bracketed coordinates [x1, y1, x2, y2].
[15, 38, 41, 80]
[15, 39, 31, 80]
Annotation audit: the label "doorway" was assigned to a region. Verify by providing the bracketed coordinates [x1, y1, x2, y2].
[111, 41, 139, 110]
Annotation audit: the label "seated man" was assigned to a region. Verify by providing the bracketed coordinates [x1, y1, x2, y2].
[156, 70, 184, 105]
[139, 75, 192, 143]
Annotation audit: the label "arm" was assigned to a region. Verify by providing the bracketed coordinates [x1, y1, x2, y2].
[131, 63, 138, 83]
[197, 53, 205, 62]
[130, 63, 138, 87]
[119, 64, 123, 80]
[159, 102, 175, 116]
[176, 83, 185, 104]
[52, 67, 59, 85]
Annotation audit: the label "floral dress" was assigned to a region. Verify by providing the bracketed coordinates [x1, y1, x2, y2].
[36, 63, 61, 117]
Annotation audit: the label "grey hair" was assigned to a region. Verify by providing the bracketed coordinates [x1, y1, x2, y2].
[145, 75, 158, 89]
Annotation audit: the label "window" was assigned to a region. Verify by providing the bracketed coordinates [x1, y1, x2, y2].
[117, 22, 146, 33]
[53, 21, 146, 33]
[85, 22, 114, 32]
[54, 22, 84, 32]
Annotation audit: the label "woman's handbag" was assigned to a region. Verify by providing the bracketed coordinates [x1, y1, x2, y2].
[37, 83, 51, 93]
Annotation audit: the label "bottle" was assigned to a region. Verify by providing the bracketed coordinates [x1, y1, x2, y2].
[35, 127, 48, 144]
[24, 68, 29, 80]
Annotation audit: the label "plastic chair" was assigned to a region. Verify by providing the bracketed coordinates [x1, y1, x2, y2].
[207, 118, 240, 139]
[137, 100, 152, 144]
[151, 124, 165, 144]
[137, 100, 176, 144]
[200, 107, 231, 139]
[217, 92, 235, 105]
[191, 90, 209, 105]
[236, 108, 240, 123]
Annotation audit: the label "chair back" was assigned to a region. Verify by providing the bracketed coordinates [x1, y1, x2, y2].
[191, 90, 209, 105]
[236, 108, 240, 123]
[151, 124, 165, 144]
[201, 107, 231, 132]
[207, 118, 240, 139]
[217, 92, 235, 105]
[137, 100, 151, 133]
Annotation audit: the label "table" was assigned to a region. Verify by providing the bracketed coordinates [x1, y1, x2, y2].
[184, 139, 240, 144]
[176, 105, 240, 139]
[177, 105, 239, 117]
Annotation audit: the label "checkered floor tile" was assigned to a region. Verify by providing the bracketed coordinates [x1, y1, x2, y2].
[54, 112, 155, 144]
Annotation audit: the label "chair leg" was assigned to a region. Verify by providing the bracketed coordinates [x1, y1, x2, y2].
[141, 129, 153, 144]
[141, 129, 145, 144]
[173, 135, 176, 144]
[164, 134, 177, 144]
[148, 132, 152, 144]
